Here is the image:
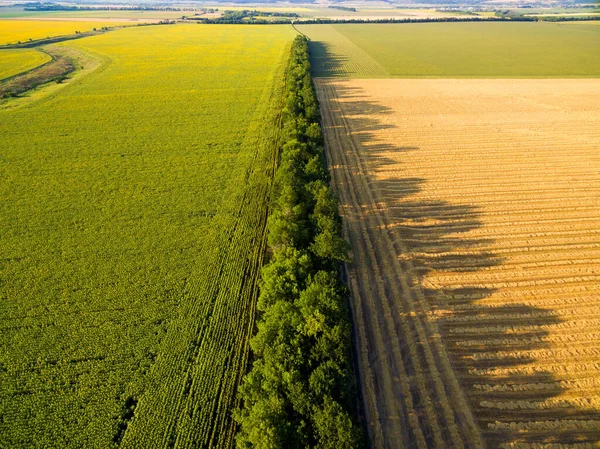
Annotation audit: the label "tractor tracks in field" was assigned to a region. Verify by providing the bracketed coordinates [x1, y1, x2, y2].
[316, 79, 485, 449]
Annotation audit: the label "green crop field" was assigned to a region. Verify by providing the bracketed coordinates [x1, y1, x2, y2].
[0, 48, 50, 80]
[298, 22, 600, 77]
[297, 24, 387, 78]
[0, 23, 295, 448]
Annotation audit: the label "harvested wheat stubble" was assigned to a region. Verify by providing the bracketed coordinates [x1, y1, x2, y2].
[316, 78, 600, 448]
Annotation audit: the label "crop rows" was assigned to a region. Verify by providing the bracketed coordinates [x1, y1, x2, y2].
[297, 24, 388, 78]
[0, 24, 295, 448]
[300, 22, 600, 78]
[316, 78, 600, 447]
[316, 78, 484, 449]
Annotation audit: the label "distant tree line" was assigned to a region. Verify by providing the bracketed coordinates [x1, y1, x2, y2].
[297, 16, 527, 24]
[529, 15, 600, 21]
[293, 15, 599, 23]
[187, 9, 298, 24]
[494, 8, 600, 21]
[189, 15, 598, 25]
[234, 35, 363, 448]
[23, 2, 196, 11]
[328, 5, 357, 12]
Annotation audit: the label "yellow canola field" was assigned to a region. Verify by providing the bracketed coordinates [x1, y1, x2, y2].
[0, 19, 131, 45]
[0, 48, 50, 79]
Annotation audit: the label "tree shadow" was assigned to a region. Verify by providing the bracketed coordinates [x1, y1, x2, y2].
[323, 82, 600, 447]
[308, 41, 350, 78]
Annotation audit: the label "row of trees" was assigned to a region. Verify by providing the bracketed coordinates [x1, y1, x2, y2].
[187, 16, 599, 25]
[24, 3, 188, 11]
[234, 36, 363, 448]
[188, 10, 298, 24]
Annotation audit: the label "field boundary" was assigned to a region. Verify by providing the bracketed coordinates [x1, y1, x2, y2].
[0, 43, 109, 111]
[0, 46, 75, 98]
[0, 48, 53, 83]
[235, 36, 363, 448]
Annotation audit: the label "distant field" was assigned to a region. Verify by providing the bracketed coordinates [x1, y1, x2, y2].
[317, 77, 600, 448]
[0, 7, 183, 20]
[298, 24, 387, 78]
[527, 12, 600, 16]
[518, 6, 600, 16]
[0, 48, 50, 80]
[0, 23, 295, 448]
[299, 22, 600, 77]
[295, 7, 457, 20]
[0, 6, 460, 22]
[0, 19, 135, 45]
[218, 6, 457, 19]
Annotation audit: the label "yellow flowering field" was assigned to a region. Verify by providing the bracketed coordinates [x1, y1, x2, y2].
[0, 19, 132, 45]
[0, 23, 295, 448]
[0, 48, 50, 79]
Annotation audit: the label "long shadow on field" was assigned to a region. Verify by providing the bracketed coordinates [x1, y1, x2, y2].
[308, 41, 351, 78]
[323, 82, 599, 448]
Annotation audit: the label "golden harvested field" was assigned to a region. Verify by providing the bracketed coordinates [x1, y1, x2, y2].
[316, 78, 600, 448]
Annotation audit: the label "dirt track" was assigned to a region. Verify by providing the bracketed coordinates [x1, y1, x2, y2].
[316, 78, 600, 448]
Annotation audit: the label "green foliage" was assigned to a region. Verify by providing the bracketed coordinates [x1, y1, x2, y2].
[313, 397, 361, 448]
[235, 36, 362, 449]
[189, 9, 299, 24]
[258, 248, 313, 310]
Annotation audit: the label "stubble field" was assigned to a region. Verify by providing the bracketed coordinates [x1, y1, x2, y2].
[317, 77, 600, 448]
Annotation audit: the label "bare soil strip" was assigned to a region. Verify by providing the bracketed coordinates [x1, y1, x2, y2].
[0, 47, 74, 98]
[0, 44, 106, 110]
[316, 78, 600, 448]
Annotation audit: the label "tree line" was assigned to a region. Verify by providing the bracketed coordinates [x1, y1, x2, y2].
[187, 10, 298, 24]
[189, 15, 599, 24]
[234, 36, 363, 448]
[23, 3, 192, 11]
